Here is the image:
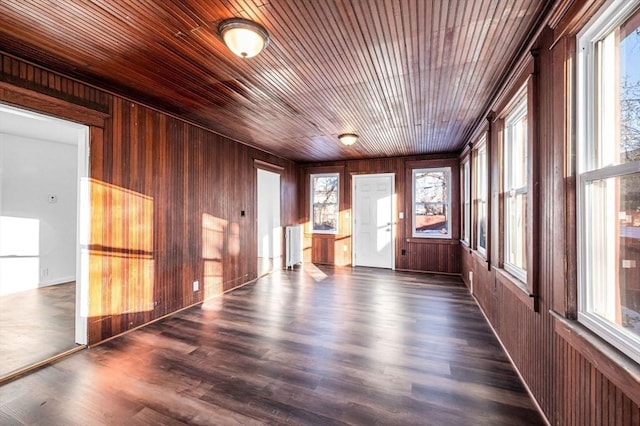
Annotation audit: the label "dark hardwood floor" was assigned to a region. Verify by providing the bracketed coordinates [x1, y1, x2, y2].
[0, 282, 78, 378]
[0, 266, 544, 425]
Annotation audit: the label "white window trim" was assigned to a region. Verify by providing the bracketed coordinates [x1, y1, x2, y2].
[412, 167, 452, 239]
[310, 173, 339, 234]
[461, 156, 471, 245]
[577, 0, 640, 365]
[503, 92, 528, 283]
[475, 137, 488, 257]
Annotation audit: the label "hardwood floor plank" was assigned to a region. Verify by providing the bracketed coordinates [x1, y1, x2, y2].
[0, 266, 544, 425]
[0, 282, 77, 378]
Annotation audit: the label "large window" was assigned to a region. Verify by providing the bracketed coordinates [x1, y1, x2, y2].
[310, 173, 339, 233]
[502, 88, 528, 281]
[412, 167, 451, 238]
[578, 0, 640, 364]
[461, 157, 471, 244]
[475, 136, 488, 256]
[503, 91, 528, 282]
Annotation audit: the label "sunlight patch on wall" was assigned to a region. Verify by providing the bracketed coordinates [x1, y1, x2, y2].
[202, 213, 226, 300]
[88, 179, 154, 316]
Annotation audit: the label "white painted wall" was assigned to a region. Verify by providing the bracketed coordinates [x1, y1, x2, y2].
[0, 116, 78, 295]
[257, 169, 281, 261]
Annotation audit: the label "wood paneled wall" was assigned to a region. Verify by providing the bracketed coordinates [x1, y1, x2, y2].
[4, 1, 638, 422]
[458, 1, 640, 424]
[1, 53, 299, 344]
[301, 155, 460, 274]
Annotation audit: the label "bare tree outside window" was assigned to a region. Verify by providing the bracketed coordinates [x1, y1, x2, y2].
[619, 19, 640, 334]
[311, 174, 339, 233]
[620, 26, 640, 163]
[413, 168, 450, 237]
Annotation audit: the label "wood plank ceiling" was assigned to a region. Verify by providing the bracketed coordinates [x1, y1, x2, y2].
[0, 1, 549, 162]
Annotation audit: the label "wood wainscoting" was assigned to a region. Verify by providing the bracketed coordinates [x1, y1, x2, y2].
[1, 52, 299, 345]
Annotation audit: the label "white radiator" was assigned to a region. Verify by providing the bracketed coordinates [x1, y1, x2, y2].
[285, 225, 302, 269]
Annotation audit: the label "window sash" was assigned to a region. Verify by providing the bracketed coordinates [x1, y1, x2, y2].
[577, 0, 640, 365]
[504, 189, 527, 281]
[503, 94, 528, 280]
[578, 164, 640, 364]
[310, 173, 339, 234]
[461, 158, 471, 244]
[412, 167, 451, 238]
[504, 102, 528, 193]
[475, 142, 488, 255]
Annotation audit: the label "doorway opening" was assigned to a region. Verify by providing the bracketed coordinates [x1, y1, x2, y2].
[0, 104, 89, 379]
[352, 173, 395, 269]
[257, 168, 281, 277]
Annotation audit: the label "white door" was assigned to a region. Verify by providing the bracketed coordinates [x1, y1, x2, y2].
[257, 169, 281, 276]
[353, 174, 394, 268]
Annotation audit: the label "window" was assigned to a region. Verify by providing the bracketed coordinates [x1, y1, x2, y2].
[503, 91, 528, 282]
[475, 136, 488, 255]
[310, 173, 339, 233]
[577, 0, 640, 364]
[461, 157, 471, 244]
[412, 168, 451, 238]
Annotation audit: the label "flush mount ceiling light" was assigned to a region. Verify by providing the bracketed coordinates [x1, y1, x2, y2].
[338, 133, 358, 146]
[218, 18, 269, 58]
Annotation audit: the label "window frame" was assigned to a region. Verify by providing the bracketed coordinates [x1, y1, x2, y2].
[310, 172, 340, 234]
[577, 0, 640, 365]
[411, 167, 452, 239]
[474, 135, 488, 257]
[502, 89, 529, 283]
[461, 155, 471, 245]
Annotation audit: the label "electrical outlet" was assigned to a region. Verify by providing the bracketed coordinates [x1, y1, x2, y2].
[193, 280, 199, 292]
[40, 268, 48, 278]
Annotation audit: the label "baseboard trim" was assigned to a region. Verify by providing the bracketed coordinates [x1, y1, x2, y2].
[39, 276, 75, 287]
[0, 345, 86, 385]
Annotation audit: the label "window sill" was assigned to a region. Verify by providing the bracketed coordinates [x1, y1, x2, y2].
[551, 310, 640, 407]
[494, 268, 536, 312]
[406, 237, 457, 245]
[470, 250, 489, 267]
